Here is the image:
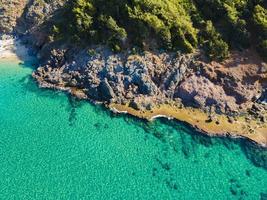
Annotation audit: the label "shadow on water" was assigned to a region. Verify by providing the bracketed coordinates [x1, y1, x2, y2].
[159, 118, 267, 170]
[18, 60, 38, 69]
[72, 95, 267, 170]
[21, 74, 67, 101]
[240, 140, 267, 170]
[98, 106, 267, 171]
[67, 95, 78, 126]
[66, 94, 87, 126]
[21, 75, 90, 127]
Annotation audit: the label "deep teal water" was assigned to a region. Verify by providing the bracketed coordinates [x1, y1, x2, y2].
[0, 60, 266, 200]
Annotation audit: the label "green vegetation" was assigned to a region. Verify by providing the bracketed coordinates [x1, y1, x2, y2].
[253, 5, 267, 59]
[199, 21, 229, 61]
[52, 0, 267, 60]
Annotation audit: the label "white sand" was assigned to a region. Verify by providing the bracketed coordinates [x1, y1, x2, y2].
[149, 114, 173, 121]
[0, 35, 31, 61]
[110, 106, 128, 114]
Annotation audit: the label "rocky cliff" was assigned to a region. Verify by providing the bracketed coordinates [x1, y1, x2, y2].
[1, 0, 267, 145]
[0, 0, 27, 33]
[33, 48, 194, 107]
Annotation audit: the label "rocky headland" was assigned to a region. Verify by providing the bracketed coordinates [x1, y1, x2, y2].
[1, 0, 267, 146]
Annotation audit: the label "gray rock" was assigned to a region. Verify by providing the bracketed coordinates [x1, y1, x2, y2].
[258, 89, 267, 104]
[129, 100, 140, 110]
[139, 80, 156, 95]
[61, 73, 72, 82]
[86, 85, 99, 100]
[98, 78, 115, 101]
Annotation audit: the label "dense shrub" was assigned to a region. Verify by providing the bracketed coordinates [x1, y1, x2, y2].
[52, 0, 267, 60]
[253, 5, 267, 60]
[200, 21, 229, 60]
[253, 5, 267, 38]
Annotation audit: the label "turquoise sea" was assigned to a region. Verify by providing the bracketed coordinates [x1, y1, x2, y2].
[0, 60, 266, 199]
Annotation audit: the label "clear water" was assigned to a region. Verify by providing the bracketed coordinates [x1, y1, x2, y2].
[0, 60, 266, 200]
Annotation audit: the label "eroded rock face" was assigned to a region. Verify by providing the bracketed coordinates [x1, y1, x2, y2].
[0, 0, 27, 33]
[13, 0, 67, 55]
[175, 51, 266, 113]
[33, 48, 194, 104]
[192, 50, 266, 112]
[177, 74, 238, 112]
[33, 44, 267, 116]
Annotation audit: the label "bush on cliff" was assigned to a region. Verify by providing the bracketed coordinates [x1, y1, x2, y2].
[252, 5, 267, 60]
[200, 21, 229, 61]
[52, 0, 267, 60]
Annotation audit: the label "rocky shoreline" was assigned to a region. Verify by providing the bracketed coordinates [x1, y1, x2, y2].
[33, 48, 195, 105]
[31, 46, 267, 147]
[110, 103, 267, 147]
[1, 0, 266, 146]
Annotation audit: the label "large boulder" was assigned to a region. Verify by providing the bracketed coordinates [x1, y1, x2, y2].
[98, 78, 115, 101]
[177, 74, 238, 112]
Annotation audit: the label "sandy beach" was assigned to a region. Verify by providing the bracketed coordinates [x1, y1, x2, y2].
[0, 35, 30, 61]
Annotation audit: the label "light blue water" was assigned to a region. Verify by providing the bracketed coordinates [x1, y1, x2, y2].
[0, 60, 266, 199]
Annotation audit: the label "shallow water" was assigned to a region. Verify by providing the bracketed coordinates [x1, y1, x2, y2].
[0, 60, 266, 199]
